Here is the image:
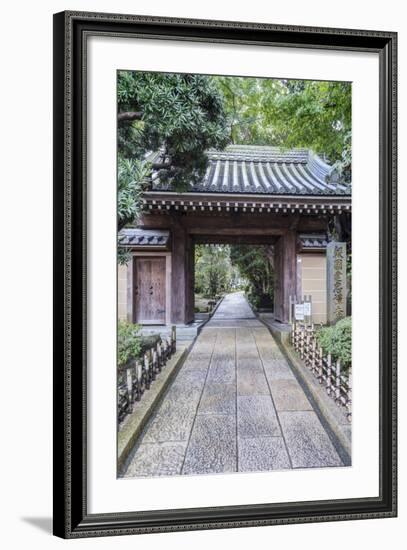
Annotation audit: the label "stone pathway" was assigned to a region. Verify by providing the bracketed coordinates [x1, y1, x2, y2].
[122, 292, 343, 477]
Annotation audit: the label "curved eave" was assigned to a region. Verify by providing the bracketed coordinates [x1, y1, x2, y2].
[142, 190, 351, 215]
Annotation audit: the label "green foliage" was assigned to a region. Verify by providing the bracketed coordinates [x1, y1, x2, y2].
[140, 334, 162, 355]
[117, 157, 150, 264]
[117, 321, 142, 368]
[316, 317, 352, 369]
[194, 245, 241, 298]
[215, 76, 351, 177]
[118, 71, 230, 192]
[117, 157, 150, 231]
[229, 245, 274, 309]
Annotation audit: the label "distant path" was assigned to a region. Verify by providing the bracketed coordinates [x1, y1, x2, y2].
[209, 291, 256, 320]
[122, 292, 343, 477]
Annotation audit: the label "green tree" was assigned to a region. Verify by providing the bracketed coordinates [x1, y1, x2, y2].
[117, 71, 230, 263]
[118, 71, 229, 194]
[117, 157, 150, 232]
[195, 245, 237, 298]
[215, 76, 351, 178]
[229, 245, 274, 309]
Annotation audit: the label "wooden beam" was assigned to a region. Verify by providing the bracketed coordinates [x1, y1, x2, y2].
[139, 211, 328, 233]
[194, 235, 279, 245]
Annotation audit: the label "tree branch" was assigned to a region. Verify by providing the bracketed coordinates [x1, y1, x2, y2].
[118, 111, 143, 122]
[151, 161, 173, 170]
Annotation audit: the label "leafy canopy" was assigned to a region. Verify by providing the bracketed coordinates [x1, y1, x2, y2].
[117, 72, 230, 262]
[194, 245, 242, 298]
[215, 76, 351, 177]
[229, 245, 274, 309]
[118, 71, 229, 190]
[117, 157, 150, 231]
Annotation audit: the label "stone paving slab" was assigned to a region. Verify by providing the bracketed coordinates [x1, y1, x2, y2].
[238, 437, 291, 472]
[123, 292, 347, 478]
[237, 395, 281, 438]
[124, 441, 188, 477]
[205, 328, 236, 383]
[278, 411, 343, 468]
[269, 379, 313, 411]
[182, 414, 237, 474]
[237, 360, 270, 395]
[207, 361, 236, 384]
[141, 408, 197, 444]
[171, 366, 208, 389]
[263, 359, 296, 381]
[236, 330, 262, 359]
[141, 383, 202, 443]
[199, 382, 236, 415]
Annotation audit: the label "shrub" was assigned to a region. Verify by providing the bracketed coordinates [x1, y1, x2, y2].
[117, 321, 142, 368]
[316, 316, 352, 369]
[140, 334, 162, 355]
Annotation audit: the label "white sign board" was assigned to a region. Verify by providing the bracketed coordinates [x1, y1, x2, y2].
[303, 302, 312, 316]
[294, 304, 305, 320]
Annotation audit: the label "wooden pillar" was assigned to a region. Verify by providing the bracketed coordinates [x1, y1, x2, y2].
[274, 231, 297, 323]
[185, 237, 195, 324]
[170, 219, 188, 324]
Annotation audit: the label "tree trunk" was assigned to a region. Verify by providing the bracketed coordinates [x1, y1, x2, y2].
[118, 111, 143, 122]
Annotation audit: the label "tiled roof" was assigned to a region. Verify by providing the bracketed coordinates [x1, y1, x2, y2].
[119, 229, 170, 248]
[299, 234, 329, 250]
[150, 145, 351, 197]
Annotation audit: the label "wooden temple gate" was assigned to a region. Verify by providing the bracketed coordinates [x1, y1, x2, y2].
[118, 146, 351, 326]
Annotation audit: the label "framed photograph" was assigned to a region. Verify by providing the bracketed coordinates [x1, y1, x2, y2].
[53, 10, 397, 538]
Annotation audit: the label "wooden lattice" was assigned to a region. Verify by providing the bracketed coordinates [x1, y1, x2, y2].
[291, 322, 352, 422]
[117, 327, 177, 423]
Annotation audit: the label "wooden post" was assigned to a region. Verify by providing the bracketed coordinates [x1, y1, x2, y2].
[144, 353, 150, 389]
[274, 231, 297, 323]
[166, 336, 172, 356]
[318, 347, 323, 383]
[186, 237, 195, 324]
[171, 219, 188, 324]
[135, 361, 142, 401]
[126, 367, 133, 412]
[171, 325, 177, 353]
[162, 339, 168, 360]
[305, 330, 310, 367]
[157, 342, 162, 372]
[151, 349, 157, 380]
[326, 353, 332, 395]
[335, 360, 341, 403]
[311, 338, 316, 374]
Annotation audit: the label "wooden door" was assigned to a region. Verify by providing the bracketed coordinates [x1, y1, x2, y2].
[134, 257, 166, 324]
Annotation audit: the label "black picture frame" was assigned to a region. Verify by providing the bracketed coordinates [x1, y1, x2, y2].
[53, 10, 397, 538]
